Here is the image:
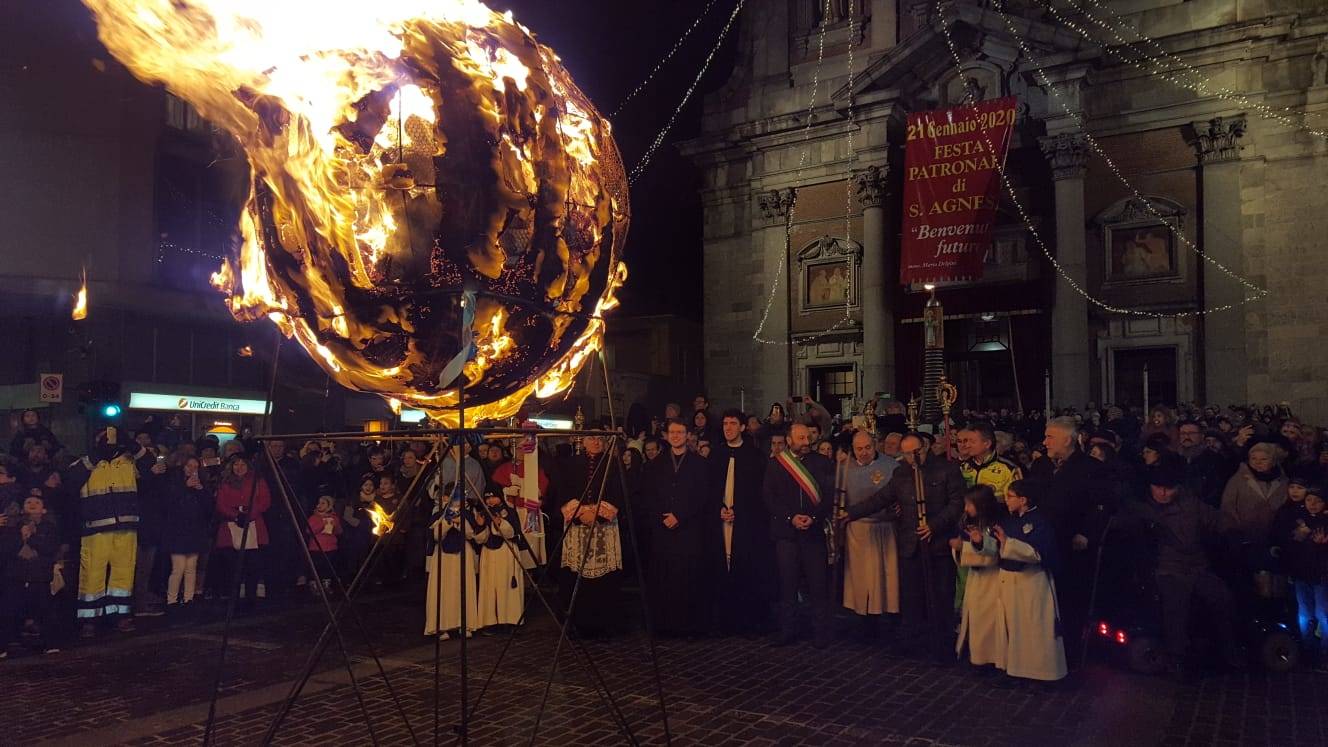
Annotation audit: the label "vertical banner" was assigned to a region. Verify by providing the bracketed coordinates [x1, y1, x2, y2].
[900, 96, 1018, 285]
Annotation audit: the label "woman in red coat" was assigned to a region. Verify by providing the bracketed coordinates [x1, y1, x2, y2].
[214, 454, 272, 609]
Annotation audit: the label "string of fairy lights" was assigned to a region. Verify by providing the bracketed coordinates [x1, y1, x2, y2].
[753, 0, 869, 346]
[757, 0, 864, 346]
[627, 0, 746, 185]
[751, 0, 836, 344]
[989, 5, 1269, 311]
[1046, 0, 1328, 140]
[609, 0, 721, 119]
[933, 0, 1267, 318]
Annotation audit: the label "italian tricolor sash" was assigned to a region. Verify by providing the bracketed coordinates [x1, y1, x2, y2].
[775, 451, 821, 506]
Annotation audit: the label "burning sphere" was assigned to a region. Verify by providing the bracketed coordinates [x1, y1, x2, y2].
[83, 0, 629, 424]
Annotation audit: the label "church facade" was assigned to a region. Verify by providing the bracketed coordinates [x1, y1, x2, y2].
[681, 0, 1328, 422]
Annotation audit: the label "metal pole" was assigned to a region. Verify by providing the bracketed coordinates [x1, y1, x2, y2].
[457, 298, 469, 747]
[1006, 315, 1023, 413]
[204, 327, 282, 747]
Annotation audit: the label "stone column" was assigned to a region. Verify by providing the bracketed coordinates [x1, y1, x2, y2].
[756, 188, 799, 399]
[1039, 132, 1091, 410]
[1188, 115, 1248, 406]
[853, 164, 894, 398]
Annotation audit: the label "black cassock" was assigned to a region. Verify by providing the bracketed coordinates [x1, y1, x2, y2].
[643, 449, 709, 635]
[707, 439, 773, 633]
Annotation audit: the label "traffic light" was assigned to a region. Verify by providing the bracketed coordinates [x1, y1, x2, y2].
[78, 379, 123, 421]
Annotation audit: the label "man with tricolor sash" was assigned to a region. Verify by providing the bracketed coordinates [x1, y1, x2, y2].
[762, 423, 834, 647]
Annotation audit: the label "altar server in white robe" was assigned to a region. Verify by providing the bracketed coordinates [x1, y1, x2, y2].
[842, 431, 900, 627]
[952, 484, 1004, 668]
[477, 486, 528, 628]
[425, 489, 487, 639]
[994, 478, 1067, 681]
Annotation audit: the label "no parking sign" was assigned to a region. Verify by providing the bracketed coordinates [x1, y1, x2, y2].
[39, 373, 63, 403]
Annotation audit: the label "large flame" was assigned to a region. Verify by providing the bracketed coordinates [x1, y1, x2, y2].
[84, 0, 629, 424]
[71, 269, 89, 321]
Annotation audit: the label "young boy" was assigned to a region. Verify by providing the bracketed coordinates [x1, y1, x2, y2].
[1, 491, 60, 657]
[1285, 485, 1328, 670]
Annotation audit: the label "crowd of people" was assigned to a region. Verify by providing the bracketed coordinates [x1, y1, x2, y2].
[3, 394, 1327, 686]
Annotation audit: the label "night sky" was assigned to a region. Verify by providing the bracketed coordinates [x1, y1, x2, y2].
[500, 0, 736, 320]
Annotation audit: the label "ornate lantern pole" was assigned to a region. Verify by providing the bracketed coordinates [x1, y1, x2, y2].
[921, 285, 945, 425]
[937, 374, 958, 461]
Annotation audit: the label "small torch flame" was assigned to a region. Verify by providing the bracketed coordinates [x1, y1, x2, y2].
[368, 501, 393, 537]
[71, 270, 89, 321]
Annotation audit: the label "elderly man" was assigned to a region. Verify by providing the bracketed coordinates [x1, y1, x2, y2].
[1041, 416, 1111, 663]
[762, 423, 834, 647]
[841, 431, 900, 637]
[877, 431, 904, 460]
[843, 433, 964, 657]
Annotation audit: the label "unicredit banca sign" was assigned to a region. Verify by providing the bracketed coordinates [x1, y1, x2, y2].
[128, 392, 269, 415]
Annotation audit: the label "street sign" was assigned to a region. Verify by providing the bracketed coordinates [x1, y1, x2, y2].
[39, 373, 63, 403]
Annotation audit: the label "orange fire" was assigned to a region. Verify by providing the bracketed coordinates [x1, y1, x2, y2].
[71, 269, 89, 321]
[367, 501, 393, 537]
[83, 0, 628, 425]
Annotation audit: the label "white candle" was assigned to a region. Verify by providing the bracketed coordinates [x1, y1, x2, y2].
[1143, 364, 1150, 410]
[1044, 369, 1052, 415]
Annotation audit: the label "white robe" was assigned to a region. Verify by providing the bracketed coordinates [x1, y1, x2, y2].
[477, 515, 525, 627]
[996, 537, 1067, 681]
[424, 519, 486, 636]
[955, 537, 1003, 667]
[844, 520, 896, 615]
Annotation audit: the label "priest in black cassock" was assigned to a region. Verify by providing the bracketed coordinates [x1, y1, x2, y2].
[708, 408, 772, 634]
[642, 419, 710, 636]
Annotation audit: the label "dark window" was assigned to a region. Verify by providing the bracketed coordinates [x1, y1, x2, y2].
[155, 153, 239, 293]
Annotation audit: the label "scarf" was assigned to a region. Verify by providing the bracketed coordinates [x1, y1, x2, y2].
[1249, 464, 1282, 483]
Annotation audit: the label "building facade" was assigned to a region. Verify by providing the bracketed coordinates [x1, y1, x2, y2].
[682, 0, 1328, 422]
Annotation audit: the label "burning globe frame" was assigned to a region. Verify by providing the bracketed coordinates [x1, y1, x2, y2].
[83, 0, 629, 425]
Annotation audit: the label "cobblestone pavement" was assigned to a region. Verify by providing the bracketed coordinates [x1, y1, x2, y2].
[5, 583, 1327, 746]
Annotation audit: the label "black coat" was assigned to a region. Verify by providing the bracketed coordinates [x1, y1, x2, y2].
[762, 451, 834, 543]
[845, 456, 964, 558]
[1118, 490, 1222, 578]
[1, 517, 59, 584]
[1183, 448, 1236, 509]
[160, 473, 213, 556]
[1277, 504, 1328, 584]
[642, 450, 709, 557]
[1042, 450, 1112, 551]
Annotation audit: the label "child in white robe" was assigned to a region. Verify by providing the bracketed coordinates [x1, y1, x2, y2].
[953, 485, 1004, 668]
[476, 487, 527, 629]
[994, 479, 1067, 682]
[425, 493, 487, 639]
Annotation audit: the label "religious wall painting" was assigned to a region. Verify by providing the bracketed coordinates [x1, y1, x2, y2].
[1107, 223, 1176, 281]
[795, 236, 862, 313]
[1095, 196, 1188, 288]
[805, 260, 851, 309]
